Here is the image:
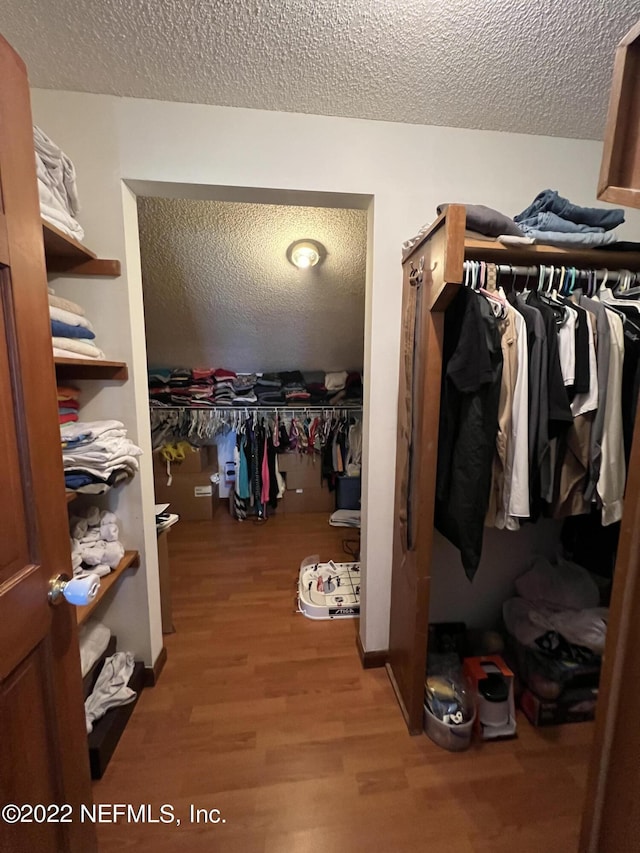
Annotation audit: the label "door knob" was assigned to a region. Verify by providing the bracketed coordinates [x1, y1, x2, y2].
[49, 573, 101, 606]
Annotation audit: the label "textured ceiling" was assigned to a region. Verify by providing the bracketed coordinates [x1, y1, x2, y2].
[5, 1, 640, 139]
[137, 197, 366, 372]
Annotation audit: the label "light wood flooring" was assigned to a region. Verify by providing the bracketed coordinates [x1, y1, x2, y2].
[95, 512, 593, 852]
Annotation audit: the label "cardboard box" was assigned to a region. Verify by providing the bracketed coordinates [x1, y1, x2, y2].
[463, 655, 517, 740]
[154, 471, 217, 521]
[280, 486, 335, 514]
[153, 444, 217, 477]
[520, 686, 598, 727]
[277, 453, 323, 490]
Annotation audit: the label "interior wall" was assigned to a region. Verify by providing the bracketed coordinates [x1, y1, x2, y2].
[137, 197, 366, 371]
[30, 88, 640, 653]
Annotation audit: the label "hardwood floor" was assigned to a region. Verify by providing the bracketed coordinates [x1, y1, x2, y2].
[95, 513, 592, 852]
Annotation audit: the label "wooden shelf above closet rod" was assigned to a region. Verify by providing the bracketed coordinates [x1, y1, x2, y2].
[42, 220, 121, 277]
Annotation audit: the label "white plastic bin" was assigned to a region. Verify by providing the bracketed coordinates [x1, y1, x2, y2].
[423, 704, 475, 752]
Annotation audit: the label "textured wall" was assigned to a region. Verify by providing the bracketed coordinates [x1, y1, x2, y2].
[7, 0, 640, 139]
[137, 197, 366, 372]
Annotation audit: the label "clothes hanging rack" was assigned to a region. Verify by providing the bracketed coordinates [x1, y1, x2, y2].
[150, 405, 363, 412]
[463, 260, 639, 283]
[462, 259, 640, 297]
[150, 404, 362, 447]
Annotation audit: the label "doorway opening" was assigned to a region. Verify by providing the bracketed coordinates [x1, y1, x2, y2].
[129, 181, 371, 642]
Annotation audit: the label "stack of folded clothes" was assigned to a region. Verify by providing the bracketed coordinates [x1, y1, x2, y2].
[232, 373, 258, 405]
[148, 367, 172, 407]
[303, 372, 328, 404]
[61, 420, 143, 495]
[514, 190, 625, 248]
[213, 368, 237, 406]
[34, 125, 85, 242]
[326, 371, 363, 405]
[69, 506, 125, 579]
[279, 370, 311, 403]
[58, 385, 80, 424]
[49, 289, 105, 361]
[255, 373, 284, 405]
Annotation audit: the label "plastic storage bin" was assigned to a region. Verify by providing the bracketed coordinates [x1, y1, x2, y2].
[423, 704, 475, 752]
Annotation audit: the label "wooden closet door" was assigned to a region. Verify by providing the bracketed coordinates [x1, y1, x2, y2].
[0, 36, 97, 853]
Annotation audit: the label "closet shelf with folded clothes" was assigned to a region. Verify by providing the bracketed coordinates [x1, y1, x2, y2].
[43, 220, 121, 276]
[149, 367, 364, 408]
[75, 550, 140, 626]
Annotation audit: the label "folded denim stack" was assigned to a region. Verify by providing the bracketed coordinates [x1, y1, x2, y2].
[514, 190, 625, 248]
[58, 384, 80, 425]
[61, 419, 143, 495]
[69, 505, 125, 580]
[49, 289, 105, 360]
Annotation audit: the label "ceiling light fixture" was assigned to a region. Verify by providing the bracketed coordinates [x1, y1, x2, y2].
[287, 240, 324, 269]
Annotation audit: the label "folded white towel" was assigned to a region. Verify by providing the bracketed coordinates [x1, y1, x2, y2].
[34, 125, 81, 214]
[61, 420, 125, 441]
[34, 125, 84, 241]
[50, 305, 94, 331]
[54, 346, 104, 361]
[49, 292, 86, 317]
[39, 181, 85, 242]
[52, 337, 105, 359]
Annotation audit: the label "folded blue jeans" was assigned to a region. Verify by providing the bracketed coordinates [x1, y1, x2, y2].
[524, 229, 619, 248]
[515, 190, 624, 231]
[518, 211, 605, 234]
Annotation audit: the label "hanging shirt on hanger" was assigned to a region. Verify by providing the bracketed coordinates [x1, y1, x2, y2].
[435, 288, 503, 580]
[486, 300, 518, 530]
[557, 305, 577, 387]
[576, 295, 611, 502]
[506, 306, 530, 526]
[597, 309, 626, 525]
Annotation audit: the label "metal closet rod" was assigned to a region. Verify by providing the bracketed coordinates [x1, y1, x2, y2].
[151, 405, 363, 413]
[464, 261, 637, 281]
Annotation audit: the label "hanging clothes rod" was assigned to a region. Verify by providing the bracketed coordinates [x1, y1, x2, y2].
[464, 260, 638, 283]
[150, 405, 363, 413]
